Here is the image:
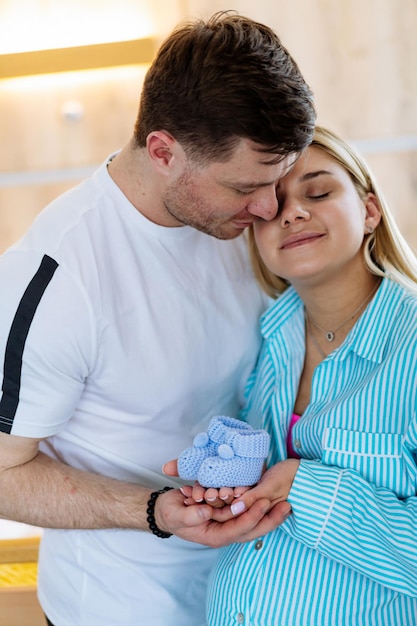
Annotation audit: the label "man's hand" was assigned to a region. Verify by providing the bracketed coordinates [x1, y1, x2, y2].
[154, 487, 292, 548]
[161, 458, 297, 544]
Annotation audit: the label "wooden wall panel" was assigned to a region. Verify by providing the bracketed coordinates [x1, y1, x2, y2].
[0, 66, 147, 253]
[0, 181, 83, 253]
[0, 66, 147, 173]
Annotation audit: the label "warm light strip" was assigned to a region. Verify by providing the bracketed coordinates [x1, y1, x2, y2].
[0, 38, 156, 79]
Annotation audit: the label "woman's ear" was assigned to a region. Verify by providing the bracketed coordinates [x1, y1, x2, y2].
[364, 192, 382, 233]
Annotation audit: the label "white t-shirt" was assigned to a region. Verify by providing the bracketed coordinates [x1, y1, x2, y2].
[0, 158, 268, 626]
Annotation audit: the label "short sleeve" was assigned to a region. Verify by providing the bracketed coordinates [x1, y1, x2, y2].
[0, 249, 97, 438]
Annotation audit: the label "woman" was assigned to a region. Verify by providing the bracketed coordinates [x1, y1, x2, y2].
[205, 126, 417, 625]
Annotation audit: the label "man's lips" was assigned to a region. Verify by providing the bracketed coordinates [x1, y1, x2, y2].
[232, 218, 255, 229]
[280, 231, 325, 250]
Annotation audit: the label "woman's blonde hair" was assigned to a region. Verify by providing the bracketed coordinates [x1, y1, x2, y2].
[249, 125, 417, 298]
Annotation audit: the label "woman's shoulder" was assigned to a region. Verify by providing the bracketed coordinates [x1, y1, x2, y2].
[260, 286, 302, 336]
[389, 278, 417, 314]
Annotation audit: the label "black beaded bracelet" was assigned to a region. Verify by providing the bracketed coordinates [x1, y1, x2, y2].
[146, 486, 174, 538]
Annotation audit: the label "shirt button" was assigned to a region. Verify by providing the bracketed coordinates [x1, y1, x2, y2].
[254, 539, 263, 550]
[237, 613, 244, 624]
[294, 439, 301, 449]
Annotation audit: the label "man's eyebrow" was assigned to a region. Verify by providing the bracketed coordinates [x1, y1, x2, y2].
[227, 180, 277, 190]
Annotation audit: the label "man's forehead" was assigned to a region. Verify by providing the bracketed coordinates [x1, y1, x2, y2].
[205, 138, 299, 187]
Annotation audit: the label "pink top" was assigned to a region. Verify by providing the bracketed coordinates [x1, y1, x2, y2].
[287, 413, 301, 458]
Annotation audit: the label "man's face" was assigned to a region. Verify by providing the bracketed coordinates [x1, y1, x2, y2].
[162, 138, 295, 240]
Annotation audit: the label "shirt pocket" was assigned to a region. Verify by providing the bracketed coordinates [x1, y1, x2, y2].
[322, 428, 412, 496]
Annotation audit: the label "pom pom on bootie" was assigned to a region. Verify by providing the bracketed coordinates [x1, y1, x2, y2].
[177, 415, 253, 481]
[177, 432, 218, 481]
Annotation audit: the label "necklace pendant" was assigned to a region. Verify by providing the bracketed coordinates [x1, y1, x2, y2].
[326, 331, 335, 342]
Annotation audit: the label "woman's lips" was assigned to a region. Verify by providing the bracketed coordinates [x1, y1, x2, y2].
[280, 231, 324, 250]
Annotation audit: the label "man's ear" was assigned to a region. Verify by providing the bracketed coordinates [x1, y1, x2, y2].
[364, 192, 382, 233]
[146, 130, 179, 175]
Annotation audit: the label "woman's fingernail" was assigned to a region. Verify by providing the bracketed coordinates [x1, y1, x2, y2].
[179, 487, 187, 496]
[231, 500, 246, 516]
[206, 497, 217, 502]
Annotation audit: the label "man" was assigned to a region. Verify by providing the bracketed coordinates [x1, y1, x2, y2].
[0, 12, 315, 626]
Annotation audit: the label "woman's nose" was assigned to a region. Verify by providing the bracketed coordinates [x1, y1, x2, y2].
[279, 201, 311, 227]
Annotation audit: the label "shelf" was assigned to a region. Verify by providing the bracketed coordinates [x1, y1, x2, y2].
[0, 536, 40, 565]
[0, 38, 156, 79]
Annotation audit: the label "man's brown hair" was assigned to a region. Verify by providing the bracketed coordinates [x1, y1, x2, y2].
[134, 11, 315, 163]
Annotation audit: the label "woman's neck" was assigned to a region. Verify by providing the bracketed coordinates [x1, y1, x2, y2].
[299, 273, 382, 349]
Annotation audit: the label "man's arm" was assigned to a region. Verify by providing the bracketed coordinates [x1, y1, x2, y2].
[0, 432, 291, 546]
[0, 432, 151, 529]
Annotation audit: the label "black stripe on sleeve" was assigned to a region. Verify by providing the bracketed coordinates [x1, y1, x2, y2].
[0, 254, 59, 432]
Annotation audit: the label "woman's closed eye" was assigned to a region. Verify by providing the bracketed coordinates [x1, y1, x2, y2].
[307, 191, 330, 200]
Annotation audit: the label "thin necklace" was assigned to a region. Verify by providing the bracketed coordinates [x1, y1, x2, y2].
[306, 318, 328, 359]
[306, 281, 380, 343]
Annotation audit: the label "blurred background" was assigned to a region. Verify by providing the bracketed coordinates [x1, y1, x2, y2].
[0, 1, 415, 621]
[0, 0, 416, 254]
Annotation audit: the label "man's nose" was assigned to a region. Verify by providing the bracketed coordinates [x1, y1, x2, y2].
[247, 188, 278, 221]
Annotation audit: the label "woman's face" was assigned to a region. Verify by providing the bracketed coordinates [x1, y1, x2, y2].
[253, 146, 381, 288]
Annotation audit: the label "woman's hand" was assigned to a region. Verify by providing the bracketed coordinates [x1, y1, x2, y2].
[229, 459, 300, 517]
[154, 487, 292, 548]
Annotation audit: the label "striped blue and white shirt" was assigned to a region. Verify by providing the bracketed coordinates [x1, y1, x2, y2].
[207, 277, 417, 626]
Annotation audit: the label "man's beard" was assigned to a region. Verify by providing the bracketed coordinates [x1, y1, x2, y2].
[162, 171, 240, 240]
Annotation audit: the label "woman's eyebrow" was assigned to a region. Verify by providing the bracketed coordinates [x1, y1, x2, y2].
[299, 169, 334, 182]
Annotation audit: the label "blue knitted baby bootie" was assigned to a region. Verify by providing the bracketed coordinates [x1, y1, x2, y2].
[197, 428, 270, 488]
[177, 416, 252, 481]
